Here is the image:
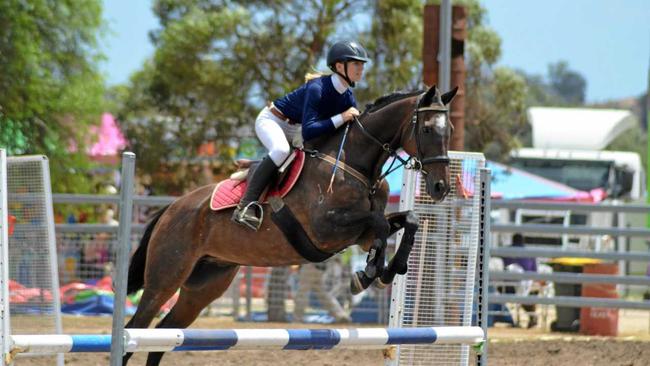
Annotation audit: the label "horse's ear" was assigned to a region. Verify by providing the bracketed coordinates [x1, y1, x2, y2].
[441, 86, 459, 106]
[421, 85, 441, 106]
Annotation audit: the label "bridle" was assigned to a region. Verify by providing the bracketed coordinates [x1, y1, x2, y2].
[411, 105, 452, 166]
[353, 95, 451, 194]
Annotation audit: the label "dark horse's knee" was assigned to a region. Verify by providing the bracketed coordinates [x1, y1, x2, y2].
[404, 211, 419, 231]
[378, 211, 419, 286]
[394, 212, 419, 274]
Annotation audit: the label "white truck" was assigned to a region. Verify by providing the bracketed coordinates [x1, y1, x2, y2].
[495, 107, 645, 253]
[506, 148, 644, 250]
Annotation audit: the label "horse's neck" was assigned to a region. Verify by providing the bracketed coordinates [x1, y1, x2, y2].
[344, 100, 413, 180]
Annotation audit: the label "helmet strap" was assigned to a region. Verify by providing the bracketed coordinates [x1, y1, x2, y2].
[335, 62, 355, 88]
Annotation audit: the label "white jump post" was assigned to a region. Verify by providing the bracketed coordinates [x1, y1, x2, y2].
[1, 149, 10, 364]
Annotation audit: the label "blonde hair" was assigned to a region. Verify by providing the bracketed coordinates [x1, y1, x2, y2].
[304, 69, 330, 83]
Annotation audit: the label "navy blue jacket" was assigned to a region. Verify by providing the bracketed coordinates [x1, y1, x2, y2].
[273, 76, 356, 141]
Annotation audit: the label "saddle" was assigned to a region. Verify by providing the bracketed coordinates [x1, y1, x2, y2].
[210, 150, 305, 211]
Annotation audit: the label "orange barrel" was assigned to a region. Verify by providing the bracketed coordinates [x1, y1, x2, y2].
[579, 263, 619, 336]
[8, 215, 16, 236]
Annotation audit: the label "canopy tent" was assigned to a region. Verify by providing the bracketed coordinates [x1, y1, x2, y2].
[486, 161, 601, 202]
[528, 107, 636, 150]
[382, 156, 600, 202]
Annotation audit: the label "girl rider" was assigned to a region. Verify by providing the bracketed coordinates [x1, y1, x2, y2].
[233, 40, 369, 231]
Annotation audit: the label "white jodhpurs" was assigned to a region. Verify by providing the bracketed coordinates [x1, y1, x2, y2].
[255, 106, 301, 166]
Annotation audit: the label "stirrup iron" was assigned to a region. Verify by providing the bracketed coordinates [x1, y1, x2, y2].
[234, 201, 264, 231]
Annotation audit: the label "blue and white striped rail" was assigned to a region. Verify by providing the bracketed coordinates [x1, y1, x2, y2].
[10, 326, 484, 355]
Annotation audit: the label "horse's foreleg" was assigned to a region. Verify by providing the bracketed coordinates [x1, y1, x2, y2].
[350, 237, 386, 294]
[377, 210, 419, 287]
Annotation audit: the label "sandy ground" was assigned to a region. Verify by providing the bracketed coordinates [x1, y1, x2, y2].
[9, 309, 650, 366]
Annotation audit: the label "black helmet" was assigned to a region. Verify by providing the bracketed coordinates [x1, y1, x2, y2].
[327, 41, 370, 68]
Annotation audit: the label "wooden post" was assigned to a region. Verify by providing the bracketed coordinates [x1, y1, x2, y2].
[423, 5, 467, 151]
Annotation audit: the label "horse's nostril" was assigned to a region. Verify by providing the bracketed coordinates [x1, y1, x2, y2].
[435, 180, 445, 192]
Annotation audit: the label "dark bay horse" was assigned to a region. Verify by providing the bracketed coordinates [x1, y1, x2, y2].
[123, 85, 457, 365]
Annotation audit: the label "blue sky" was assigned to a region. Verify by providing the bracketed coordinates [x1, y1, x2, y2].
[101, 0, 156, 85]
[101, 0, 649, 103]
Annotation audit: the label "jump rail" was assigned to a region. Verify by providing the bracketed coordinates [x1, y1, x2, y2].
[9, 326, 484, 358]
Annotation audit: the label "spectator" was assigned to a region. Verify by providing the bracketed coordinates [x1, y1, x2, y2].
[79, 209, 114, 280]
[503, 233, 537, 272]
[293, 258, 351, 324]
[502, 233, 538, 328]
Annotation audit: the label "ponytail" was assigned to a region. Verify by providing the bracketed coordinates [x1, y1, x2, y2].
[304, 68, 331, 83]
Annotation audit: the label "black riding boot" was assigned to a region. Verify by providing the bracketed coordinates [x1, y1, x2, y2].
[232, 155, 278, 231]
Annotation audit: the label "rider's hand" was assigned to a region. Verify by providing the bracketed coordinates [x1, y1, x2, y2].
[342, 107, 360, 122]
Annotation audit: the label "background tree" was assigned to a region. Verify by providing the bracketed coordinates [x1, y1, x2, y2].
[361, 0, 529, 160]
[0, 0, 106, 193]
[356, 0, 423, 104]
[117, 0, 531, 192]
[453, 0, 528, 160]
[520, 60, 587, 107]
[118, 0, 364, 188]
[547, 60, 587, 105]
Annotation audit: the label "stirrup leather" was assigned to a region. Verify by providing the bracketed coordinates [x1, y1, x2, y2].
[234, 201, 264, 231]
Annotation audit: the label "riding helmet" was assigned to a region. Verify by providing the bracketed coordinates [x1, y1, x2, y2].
[327, 41, 370, 68]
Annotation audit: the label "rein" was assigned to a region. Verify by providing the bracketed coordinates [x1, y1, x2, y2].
[353, 116, 418, 194]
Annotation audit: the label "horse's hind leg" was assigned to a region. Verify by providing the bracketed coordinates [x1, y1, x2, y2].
[122, 282, 187, 365]
[123, 247, 199, 365]
[144, 263, 240, 366]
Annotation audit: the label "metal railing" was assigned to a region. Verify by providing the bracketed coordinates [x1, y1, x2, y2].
[51, 193, 389, 324]
[491, 247, 650, 262]
[489, 200, 650, 314]
[491, 200, 650, 213]
[51, 195, 650, 317]
[53, 194, 174, 233]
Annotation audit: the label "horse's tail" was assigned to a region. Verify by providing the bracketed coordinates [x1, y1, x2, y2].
[127, 205, 169, 295]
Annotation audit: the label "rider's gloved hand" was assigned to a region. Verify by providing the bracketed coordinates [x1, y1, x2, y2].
[341, 107, 360, 122]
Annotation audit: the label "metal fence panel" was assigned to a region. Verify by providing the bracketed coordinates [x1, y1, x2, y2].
[6, 155, 62, 364]
[389, 152, 485, 366]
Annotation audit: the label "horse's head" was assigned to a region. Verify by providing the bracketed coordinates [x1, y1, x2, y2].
[402, 85, 457, 203]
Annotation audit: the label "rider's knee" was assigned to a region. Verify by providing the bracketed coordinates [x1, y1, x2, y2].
[269, 146, 290, 166]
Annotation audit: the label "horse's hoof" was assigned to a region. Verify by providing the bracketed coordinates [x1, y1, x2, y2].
[350, 273, 364, 295]
[350, 271, 374, 295]
[373, 278, 389, 289]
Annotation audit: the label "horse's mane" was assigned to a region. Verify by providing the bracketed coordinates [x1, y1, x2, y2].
[363, 89, 424, 114]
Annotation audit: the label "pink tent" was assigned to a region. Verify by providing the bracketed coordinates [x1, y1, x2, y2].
[88, 113, 127, 163]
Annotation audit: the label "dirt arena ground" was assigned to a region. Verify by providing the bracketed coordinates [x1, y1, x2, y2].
[11, 310, 650, 365]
